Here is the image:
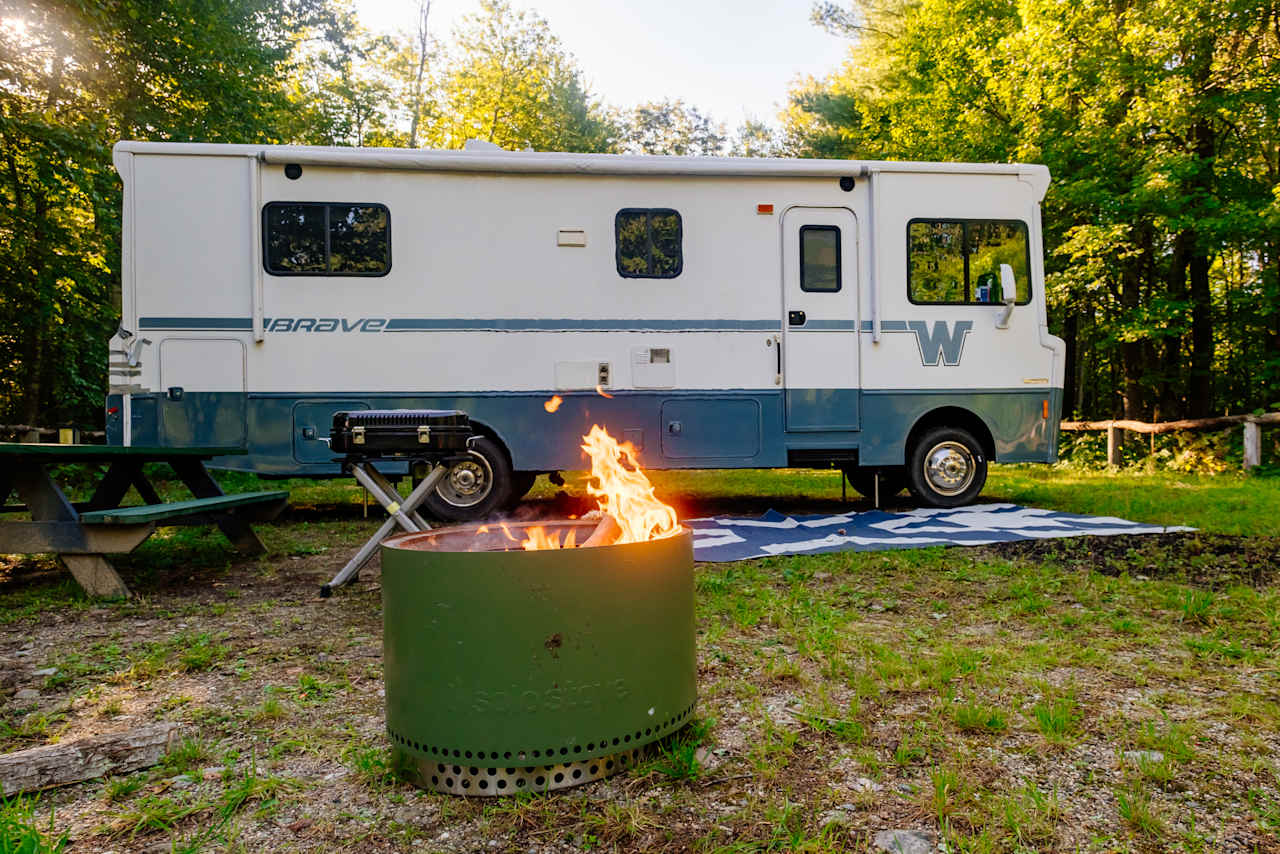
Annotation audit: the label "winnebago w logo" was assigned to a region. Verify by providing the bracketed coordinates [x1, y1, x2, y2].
[908, 320, 972, 366]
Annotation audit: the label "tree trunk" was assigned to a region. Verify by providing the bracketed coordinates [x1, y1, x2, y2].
[1062, 311, 1078, 418]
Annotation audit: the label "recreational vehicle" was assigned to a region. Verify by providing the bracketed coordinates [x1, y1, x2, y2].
[106, 142, 1065, 519]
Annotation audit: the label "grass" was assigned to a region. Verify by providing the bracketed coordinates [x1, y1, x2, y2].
[1, 465, 1278, 851]
[0, 795, 67, 854]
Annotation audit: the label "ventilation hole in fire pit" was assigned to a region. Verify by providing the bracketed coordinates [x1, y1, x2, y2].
[464, 751, 472, 759]
[645, 728, 652, 736]
[532, 750, 540, 758]
[453, 765, 461, 775]
[572, 769, 582, 780]
[623, 735, 631, 743]
[437, 763, 445, 773]
[535, 776, 545, 786]
[560, 747, 568, 756]
[606, 760, 614, 770]
[431, 775, 439, 785]
[553, 773, 564, 784]
[587, 743, 595, 750]
[445, 777, 454, 787]
[504, 752, 512, 760]
[453, 749, 461, 758]
[516, 778, 526, 788]
[461, 779, 470, 789]
[574, 745, 582, 753]
[497, 779, 507, 789]
[469, 767, 478, 775]
[479, 780, 488, 790]
[487, 768, 497, 776]
[612, 738, 619, 746]
[590, 765, 599, 774]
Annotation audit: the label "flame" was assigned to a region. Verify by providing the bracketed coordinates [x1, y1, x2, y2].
[579, 424, 678, 544]
[544, 395, 563, 413]
[595, 385, 614, 398]
[520, 525, 579, 550]
[513, 424, 678, 550]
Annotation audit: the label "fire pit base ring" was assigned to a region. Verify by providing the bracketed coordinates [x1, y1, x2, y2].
[399, 745, 653, 796]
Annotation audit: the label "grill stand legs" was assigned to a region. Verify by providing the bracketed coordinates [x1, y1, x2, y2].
[320, 461, 448, 597]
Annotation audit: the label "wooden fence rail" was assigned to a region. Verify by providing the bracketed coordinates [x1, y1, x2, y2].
[1060, 412, 1280, 469]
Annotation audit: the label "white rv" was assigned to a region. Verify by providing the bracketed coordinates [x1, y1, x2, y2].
[107, 142, 1065, 519]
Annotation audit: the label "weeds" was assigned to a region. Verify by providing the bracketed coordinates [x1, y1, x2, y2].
[0, 795, 67, 853]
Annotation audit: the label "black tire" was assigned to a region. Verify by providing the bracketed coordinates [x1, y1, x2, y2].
[844, 467, 907, 500]
[422, 436, 513, 522]
[504, 471, 538, 509]
[906, 426, 988, 508]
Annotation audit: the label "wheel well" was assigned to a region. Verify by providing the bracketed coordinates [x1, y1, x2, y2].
[467, 420, 514, 467]
[905, 407, 995, 461]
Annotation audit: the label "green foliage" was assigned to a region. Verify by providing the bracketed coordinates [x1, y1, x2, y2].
[0, 0, 313, 425]
[0, 795, 67, 854]
[424, 0, 615, 153]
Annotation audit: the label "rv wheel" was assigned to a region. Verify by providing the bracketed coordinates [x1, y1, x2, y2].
[906, 426, 987, 508]
[423, 437, 513, 522]
[845, 467, 906, 501]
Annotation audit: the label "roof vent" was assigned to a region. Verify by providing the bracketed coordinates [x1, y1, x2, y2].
[463, 139, 503, 152]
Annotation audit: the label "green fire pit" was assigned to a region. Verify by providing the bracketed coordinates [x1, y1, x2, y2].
[380, 521, 696, 796]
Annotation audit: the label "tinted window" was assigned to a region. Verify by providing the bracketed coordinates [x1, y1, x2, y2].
[908, 219, 1029, 304]
[263, 202, 390, 276]
[615, 208, 682, 278]
[800, 225, 841, 292]
[265, 204, 326, 273]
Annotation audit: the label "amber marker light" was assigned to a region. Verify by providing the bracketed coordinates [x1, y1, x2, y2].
[1043, 400, 1049, 419]
[757, 203, 774, 215]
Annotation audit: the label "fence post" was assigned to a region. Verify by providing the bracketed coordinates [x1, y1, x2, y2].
[1244, 420, 1261, 471]
[1107, 424, 1121, 467]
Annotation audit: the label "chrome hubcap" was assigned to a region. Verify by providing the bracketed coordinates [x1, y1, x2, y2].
[923, 441, 975, 496]
[436, 455, 492, 507]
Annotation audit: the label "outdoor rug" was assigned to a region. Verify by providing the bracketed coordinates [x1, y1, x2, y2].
[686, 503, 1194, 562]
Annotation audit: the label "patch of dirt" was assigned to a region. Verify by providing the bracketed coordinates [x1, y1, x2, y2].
[980, 532, 1280, 588]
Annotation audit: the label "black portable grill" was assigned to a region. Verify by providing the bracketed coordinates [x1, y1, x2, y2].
[329, 409, 473, 458]
[320, 409, 477, 598]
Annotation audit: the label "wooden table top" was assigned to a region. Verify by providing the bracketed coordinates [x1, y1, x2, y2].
[0, 443, 246, 462]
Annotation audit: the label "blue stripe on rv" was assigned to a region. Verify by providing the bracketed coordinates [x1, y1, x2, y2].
[106, 388, 1062, 476]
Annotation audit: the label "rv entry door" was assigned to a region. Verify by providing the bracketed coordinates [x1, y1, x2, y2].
[781, 207, 859, 431]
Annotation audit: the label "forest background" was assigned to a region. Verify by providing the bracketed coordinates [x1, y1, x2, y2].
[1, 0, 1278, 433]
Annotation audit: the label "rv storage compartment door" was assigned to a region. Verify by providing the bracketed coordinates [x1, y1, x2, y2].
[158, 338, 247, 448]
[781, 208, 860, 432]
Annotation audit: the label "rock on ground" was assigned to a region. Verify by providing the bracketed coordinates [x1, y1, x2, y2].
[872, 829, 937, 854]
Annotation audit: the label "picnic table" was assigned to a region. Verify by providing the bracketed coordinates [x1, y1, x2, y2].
[0, 444, 288, 598]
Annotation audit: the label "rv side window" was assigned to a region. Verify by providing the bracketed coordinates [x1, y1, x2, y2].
[615, 208, 682, 278]
[264, 202, 390, 276]
[907, 219, 1029, 305]
[800, 225, 841, 292]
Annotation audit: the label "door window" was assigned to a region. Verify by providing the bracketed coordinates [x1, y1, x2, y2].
[800, 225, 841, 292]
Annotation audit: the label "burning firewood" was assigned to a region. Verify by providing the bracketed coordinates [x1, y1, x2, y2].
[581, 514, 621, 548]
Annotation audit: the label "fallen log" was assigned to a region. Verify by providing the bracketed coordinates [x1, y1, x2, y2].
[0, 722, 184, 796]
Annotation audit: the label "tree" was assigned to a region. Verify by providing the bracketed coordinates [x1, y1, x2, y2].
[729, 118, 784, 158]
[0, 0, 313, 426]
[427, 0, 614, 152]
[618, 99, 725, 156]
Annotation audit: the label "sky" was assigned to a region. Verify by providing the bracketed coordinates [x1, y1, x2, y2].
[352, 0, 852, 127]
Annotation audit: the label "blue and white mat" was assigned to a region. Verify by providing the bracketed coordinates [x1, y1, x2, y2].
[686, 503, 1194, 562]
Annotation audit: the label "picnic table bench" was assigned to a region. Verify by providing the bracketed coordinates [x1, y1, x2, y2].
[0, 443, 288, 598]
